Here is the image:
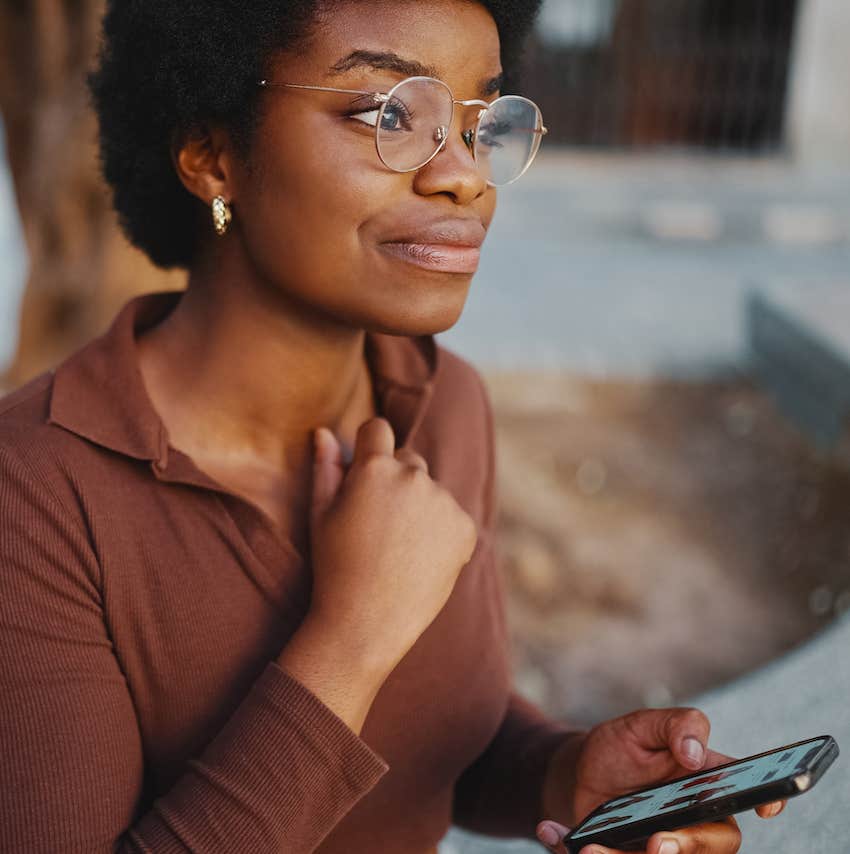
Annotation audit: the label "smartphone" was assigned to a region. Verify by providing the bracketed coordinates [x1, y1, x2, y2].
[563, 734, 839, 853]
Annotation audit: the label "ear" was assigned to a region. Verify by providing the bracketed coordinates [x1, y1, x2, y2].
[171, 124, 234, 206]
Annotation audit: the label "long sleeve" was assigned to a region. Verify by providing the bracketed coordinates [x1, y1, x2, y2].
[0, 444, 389, 853]
[451, 690, 580, 837]
[450, 373, 583, 838]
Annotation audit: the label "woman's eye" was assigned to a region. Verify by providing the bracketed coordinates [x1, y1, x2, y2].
[350, 107, 382, 128]
[347, 97, 413, 132]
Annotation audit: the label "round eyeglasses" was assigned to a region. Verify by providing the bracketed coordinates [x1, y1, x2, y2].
[257, 75, 548, 187]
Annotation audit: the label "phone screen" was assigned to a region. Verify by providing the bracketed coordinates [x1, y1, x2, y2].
[569, 737, 828, 841]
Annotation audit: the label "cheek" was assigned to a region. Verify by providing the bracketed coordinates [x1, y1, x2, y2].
[240, 126, 386, 292]
[232, 113, 488, 334]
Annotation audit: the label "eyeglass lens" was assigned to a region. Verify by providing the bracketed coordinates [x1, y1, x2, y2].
[375, 78, 543, 186]
[476, 96, 543, 186]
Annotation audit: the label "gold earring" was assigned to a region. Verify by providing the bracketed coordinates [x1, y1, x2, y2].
[211, 195, 232, 236]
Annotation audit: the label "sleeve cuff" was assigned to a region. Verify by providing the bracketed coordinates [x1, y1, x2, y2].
[254, 660, 390, 789]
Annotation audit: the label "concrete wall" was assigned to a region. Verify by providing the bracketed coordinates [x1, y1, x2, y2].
[786, 0, 850, 167]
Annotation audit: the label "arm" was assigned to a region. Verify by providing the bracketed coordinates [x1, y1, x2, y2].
[0, 444, 388, 853]
[450, 374, 586, 838]
[451, 690, 585, 837]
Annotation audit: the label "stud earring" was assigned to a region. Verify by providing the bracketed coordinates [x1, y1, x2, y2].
[211, 195, 232, 236]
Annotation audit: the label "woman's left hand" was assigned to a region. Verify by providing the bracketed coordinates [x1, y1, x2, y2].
[535, 707, 787, 854]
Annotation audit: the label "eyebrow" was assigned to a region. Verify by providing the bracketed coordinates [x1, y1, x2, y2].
[328, 50, 504, 96]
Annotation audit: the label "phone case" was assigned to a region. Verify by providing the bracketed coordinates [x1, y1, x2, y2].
[564, 735, 839, 853]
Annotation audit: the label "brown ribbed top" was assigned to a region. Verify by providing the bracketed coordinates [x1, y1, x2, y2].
[0, 290, 576, 853]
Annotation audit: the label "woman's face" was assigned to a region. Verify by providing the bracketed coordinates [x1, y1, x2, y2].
[229, 0, 503, 337]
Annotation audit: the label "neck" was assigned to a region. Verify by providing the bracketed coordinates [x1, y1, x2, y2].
[137, 258, 371, 478]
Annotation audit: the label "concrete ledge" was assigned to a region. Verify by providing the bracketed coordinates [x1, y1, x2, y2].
[747, 282, 850, 454]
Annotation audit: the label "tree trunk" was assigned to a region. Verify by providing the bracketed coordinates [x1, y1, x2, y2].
[0, 0, 184, 389]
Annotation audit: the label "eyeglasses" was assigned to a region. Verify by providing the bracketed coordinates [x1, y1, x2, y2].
[257, 75, 548, 187]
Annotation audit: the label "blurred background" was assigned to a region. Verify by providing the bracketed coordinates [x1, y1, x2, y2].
[1, 1, 848, 851]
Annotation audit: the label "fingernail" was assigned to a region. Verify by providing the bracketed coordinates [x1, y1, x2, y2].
[659, 840, 681, 854]
[683, 736, 705, 766]
[538, 824, 560, 846]
[768, 801, 783, 817]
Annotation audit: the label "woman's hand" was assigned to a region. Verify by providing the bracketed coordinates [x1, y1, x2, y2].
[308, 418, 479, 678]
[535, 708, 787, 854]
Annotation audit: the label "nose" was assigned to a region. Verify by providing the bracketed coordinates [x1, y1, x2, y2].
[412, 111, 489, 205]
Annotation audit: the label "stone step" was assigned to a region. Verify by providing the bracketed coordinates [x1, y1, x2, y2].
[747, 283, 850, 453]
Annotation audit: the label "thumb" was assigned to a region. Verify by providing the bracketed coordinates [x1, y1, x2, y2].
[536, 820, 571, 852]
[310, 427, 345, 524]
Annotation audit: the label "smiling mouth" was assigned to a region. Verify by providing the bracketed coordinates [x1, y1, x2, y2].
[378, 242, 481, 274]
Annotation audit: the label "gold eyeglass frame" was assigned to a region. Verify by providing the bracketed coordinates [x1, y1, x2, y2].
[257, 74, 548, 186]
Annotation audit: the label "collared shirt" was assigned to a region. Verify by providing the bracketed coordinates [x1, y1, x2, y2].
[0, 290, 575, 853]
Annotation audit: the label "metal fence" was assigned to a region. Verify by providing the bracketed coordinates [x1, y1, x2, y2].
[525, 0, 799, 152]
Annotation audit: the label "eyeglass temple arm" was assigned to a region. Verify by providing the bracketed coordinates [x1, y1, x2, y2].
[258, 80, 547, 133]
[453, 98, 548, 134]
[258, 80, 391, 101]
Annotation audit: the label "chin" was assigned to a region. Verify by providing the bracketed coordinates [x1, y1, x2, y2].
[363, 286, 471, 338]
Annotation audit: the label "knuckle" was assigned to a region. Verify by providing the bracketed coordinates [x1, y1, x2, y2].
[680, 705, 708, 724]
[360, 452, 392, 476]
[672, 834, 708, 854]
[674, 706, 710, 734]
[407, 464, 430, 485]
[397, 450, 428, 473]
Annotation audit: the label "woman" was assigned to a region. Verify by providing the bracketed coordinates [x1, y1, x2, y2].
[0, 1, 785, 852]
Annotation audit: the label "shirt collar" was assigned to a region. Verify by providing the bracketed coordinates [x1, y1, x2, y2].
[47, 289, 439, 470]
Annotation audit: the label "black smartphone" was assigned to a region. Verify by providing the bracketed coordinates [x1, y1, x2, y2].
[563, 734, 839, 853]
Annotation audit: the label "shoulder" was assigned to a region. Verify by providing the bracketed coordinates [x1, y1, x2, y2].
[0, 370, 59, 467]
[0, 371, 95, 530]
[0, 370, 53, 427]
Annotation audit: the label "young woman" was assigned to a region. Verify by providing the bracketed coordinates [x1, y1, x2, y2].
[0, 1, 785, 852]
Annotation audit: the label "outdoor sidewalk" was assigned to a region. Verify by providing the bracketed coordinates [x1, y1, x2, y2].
[439, 150, 850, 378]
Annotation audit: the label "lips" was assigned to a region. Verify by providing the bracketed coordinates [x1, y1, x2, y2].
[377, 217, 486, 274]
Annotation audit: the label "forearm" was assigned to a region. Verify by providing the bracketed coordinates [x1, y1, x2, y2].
[541, 730, 589, 830]
[276, 614, 392, 737]
[452, 690, 583, 837]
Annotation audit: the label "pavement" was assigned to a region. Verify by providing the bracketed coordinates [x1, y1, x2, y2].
[437, 150, 850, 379]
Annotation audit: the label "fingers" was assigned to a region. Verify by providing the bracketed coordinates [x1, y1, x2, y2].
[578, 817, 741, 854]
[311, 427, 344, 521]
[349, 417, 428, 474]
[663, 708, 712, 771]
[755, 799, 786, 819]
[620, 707, 712, 771]
[351, 417, 396, 465]
[536, 820, 571, 852]
[643, 816, 742, 854]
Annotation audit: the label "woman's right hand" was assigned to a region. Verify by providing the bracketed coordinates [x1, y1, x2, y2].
[307, 417, 479, 678]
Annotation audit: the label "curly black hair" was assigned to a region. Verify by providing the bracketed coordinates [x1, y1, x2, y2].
[87, 1, 543, 270]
